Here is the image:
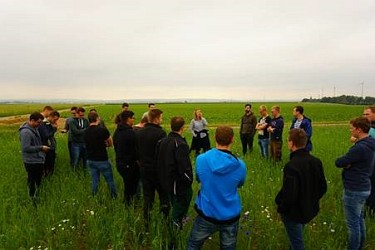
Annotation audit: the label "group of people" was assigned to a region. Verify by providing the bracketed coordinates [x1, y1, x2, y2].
[18, 103, 375, 249]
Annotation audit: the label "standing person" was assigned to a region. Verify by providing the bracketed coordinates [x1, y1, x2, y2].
[115, 102, 130, 124]
[61, 106, 77, 166]
[255, 105, 271, 158]
[157, 117, 194, 228]
[134, 116, 148, 131]
[38, 110, 60, 177]
[136, 109, 169, 230]
[290, 106, 313, 152]
[19, 112, 50, 197]
[189, 109, 210, 156]
[84, 112, 117, 198]
[142, 103, 156, 119]
[268, 106, 284, 162]
[89, 108, 106, 128]
[240, 103, 257, 155]
[275, 128, 327, 249]
[69, 107, 89, 170]
[363, 106, 375, 216]
[113, 110, 140, 205]
[335, 117, 375, 250]
[187, 126, 247, 250]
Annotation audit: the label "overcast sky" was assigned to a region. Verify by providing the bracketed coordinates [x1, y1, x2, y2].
[1, 0, 374, 101]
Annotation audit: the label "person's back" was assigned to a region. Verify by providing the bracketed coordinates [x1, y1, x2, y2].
[188, 126, 246, 250]
[276, 149, 326, 223]
[195, 148, 246, 221]
[137, 122, 166, 168]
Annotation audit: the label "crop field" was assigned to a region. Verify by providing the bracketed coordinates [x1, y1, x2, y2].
[0, 102, 373, 249]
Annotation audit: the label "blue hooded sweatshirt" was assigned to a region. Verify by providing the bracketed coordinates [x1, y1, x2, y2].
[335, 136, 375, 191]
[195, 148, 247, 222]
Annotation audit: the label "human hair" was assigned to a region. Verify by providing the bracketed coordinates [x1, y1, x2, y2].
[30, 112, 44, 121]
[171, 117, 185, 132]
[70, 106, 78, 111]
[49, 110, 60, 118]
[288, 128, 307, 149]
[272, 106, 280, 112]
[140, 115, 148, 124]
[350, 117, 370, 133]
[77, 107, 85, 113]
[89, 108, 97, 113]
[194, 109, 202, 119]
[215, 126, 234, 146]
[365, 106, 375, 114]
[294, 105, 304, 114]
[88, 112, 99, 123]
[245, 103, 251, 108]
[148, 109, 163, 123]
[42, 106, 53, 112]
[260, 105, 267, 111]
[148, 103, 155, 108]
[122, 102, 129, 108]
[120, 110, 135, 123]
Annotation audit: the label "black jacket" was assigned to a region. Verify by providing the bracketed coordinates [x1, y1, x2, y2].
[157, 132, 193, 195]
[136, 123, 166, 170]
[275, 149, 327, 224]
[113, 123, 138, 167]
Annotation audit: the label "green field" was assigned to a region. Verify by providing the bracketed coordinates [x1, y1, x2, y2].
[0, 102, 373, 249]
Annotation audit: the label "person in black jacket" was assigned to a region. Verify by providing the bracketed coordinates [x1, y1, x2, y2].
[136, 109, 169, 230]
[113, 110, 140, 205]
[275, 128, 327, 250]
[38, 110, 60, 177]
[157, 116, 193, 228]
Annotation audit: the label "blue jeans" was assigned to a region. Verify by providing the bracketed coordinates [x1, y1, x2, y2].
[87, 160, 117, 198]
[343, 189, 370, 250]
[187, 215, 239, 250]
[71, 143, 87, 169]
[281, 215, 305, 250]
[258, 138, 270, 158]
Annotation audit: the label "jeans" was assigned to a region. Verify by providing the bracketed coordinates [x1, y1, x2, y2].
[187, 215, 239, 250]
[87, 160, 117, 198]
[258, 138, 270, 158]
[281, 215, 305, 250]
[71, 143, 87, 170]
[24, 163, 44, 197]
[343, 189, 370, 250]
[240, 133, 254, 155]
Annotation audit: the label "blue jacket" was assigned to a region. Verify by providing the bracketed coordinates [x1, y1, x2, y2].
[195, 148, 246, 222]
[19, 122, 45, 164]
[290, 116, 313, 151]
[335, 136, 375, 191]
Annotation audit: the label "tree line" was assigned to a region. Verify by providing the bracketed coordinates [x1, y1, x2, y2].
[302, 95, 375, 105]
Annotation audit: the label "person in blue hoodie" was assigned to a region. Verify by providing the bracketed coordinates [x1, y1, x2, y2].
[336, 117, 375, 250]
[187, 126, 247, 250]
[290, 105, 313, 152]
[19, 112, 50, 197]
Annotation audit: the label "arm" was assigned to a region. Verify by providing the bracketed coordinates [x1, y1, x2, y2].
[189, 120, 196, 137]
[106, 136, 113, 147]
[20, 131, 43, 153]
[175, 142, 193, 184]
[275, 166, 299, 211]
[202, 117, 208, 127]
[335, 145, 363, 168]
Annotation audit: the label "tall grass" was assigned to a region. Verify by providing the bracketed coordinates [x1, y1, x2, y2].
[0, 102, 373, 249]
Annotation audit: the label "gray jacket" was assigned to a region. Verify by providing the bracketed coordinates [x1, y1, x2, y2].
[19, 122, 45, 164]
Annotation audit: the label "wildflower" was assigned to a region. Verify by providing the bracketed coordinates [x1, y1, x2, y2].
[58, 224, 62, 227]
[51, 227, 56, 231]
[330, 229, 335, 233]
[62, 219, 70, 223]
[90, 211, 95, 215]
[323, 222, 327, 225]
[246, 230, 250, 235]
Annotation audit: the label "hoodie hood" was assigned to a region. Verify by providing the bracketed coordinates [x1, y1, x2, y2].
[19, 122, 45, 164]
[206, 149, 241, 175]
[358, 136, 375, 151]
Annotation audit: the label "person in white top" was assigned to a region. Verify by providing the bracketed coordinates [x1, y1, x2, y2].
[189, 109, 210, 156]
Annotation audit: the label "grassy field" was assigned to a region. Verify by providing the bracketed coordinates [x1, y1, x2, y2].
[0, 102, 373, 249]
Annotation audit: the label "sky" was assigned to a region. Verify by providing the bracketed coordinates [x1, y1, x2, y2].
[1, 0, 375, 101]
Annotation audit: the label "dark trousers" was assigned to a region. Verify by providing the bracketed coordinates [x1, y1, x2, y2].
[240, 133, 254, 154]
[170, 186, 193, 227]
[140, 167, 170, 229]
[117, 163, 140, 205]
[44, 150, 56, 177]
[24, 163, 44, 197]
[270, 139, 283, 162]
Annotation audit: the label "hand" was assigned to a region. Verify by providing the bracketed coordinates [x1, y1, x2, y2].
[350, 136, 357, 143]
[42, 146, 50, 152]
